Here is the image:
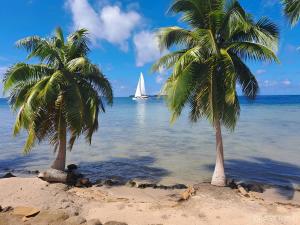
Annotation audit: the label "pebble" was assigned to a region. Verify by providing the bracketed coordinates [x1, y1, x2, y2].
[2, 206, 13, 212]
[65, 216, 86, 224]
[104, 221, 128, 225]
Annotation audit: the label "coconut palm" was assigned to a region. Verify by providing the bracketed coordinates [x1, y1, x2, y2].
[282, 0, 300, 26]
[153, 0, 279, 186]
[3, 27, 113, 171]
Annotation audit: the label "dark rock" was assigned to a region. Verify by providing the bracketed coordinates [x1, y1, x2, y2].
[227, 179, 238, 189]
[126, 180, 136, 187]
[67, 164, 78, 171]
[67, 171, 84, 185]
[103, 179, 123, 186]
[245, 184, 264, 193]
[104, 221, 128, 225]
[171, 184, 188, 189]
[0, 205, 2, 212]
[87, 219, 103, 225]
[137, 183, 157, 189]
[154, 184, 168, 190]
[2, 172, 16, 178]
[2, 206, 13, 212]
[80, 178, 92, 187]
[25, 170, 40, 174]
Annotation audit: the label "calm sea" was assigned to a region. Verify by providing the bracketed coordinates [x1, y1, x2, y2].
[0, 96, 300, 188]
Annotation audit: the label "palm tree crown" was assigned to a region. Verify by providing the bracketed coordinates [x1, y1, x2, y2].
[3, 27, 113, 155]
[282, 0, 300, 26]
[153, 0, 279, 129]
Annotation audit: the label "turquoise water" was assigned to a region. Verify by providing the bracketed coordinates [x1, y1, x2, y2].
[0, 96, 300, 188]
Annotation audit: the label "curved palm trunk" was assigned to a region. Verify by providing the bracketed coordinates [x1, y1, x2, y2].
[211, 120, 226, 186]
[51, 125, 67, 171]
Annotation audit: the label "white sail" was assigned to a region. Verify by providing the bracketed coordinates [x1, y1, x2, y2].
[135, 75, 142, 97]
[140, 72, 146, 96]
[133, 72, 148, 100]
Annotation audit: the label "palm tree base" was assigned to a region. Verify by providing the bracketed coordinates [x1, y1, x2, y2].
[211, 175, 226, 187]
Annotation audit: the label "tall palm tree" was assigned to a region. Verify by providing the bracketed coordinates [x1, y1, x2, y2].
[282, 0, 300, 26]
[3, 27, 113, 171]
[153, 0, 279, 186]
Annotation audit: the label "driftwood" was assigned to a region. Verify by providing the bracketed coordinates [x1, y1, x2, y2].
[38, 169, 68, 183]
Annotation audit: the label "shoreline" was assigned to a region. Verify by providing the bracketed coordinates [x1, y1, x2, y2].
[0, 177, 300, 225]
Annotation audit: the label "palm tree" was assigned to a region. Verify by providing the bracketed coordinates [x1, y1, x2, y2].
[3, 27, 113, 171]
[153, 0, 279, 186]
[282, 0, 300, 26]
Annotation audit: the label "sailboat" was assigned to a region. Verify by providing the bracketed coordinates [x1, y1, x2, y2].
[133, 72, 149, 100]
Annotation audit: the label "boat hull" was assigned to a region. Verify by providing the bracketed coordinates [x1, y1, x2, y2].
[132, 96, 149, 100]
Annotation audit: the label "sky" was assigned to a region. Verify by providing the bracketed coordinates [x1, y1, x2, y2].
[0, 0, 300, 97]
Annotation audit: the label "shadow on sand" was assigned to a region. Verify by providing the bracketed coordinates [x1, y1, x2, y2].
[0, 153, 50, 175]
[78, 155, 170, 184]
[205, 157, 300, 200]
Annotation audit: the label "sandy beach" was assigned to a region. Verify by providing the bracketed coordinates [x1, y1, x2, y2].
[0, 177, 299, 225]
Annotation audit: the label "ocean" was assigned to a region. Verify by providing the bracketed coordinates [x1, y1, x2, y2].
[0, 96, 300, 188]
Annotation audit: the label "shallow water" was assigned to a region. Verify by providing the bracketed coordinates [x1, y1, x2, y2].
[0, 96, 300, 188]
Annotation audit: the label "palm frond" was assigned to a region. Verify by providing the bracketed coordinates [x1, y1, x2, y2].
[282, 0, 300, 26]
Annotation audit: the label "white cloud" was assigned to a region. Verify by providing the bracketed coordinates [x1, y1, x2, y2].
[255, 69, 267, 75]
[282, 79, 291, 86]
[67, 0, 141, 51]
[133, 31, 167, 67]
[262, 80, 278, 87]
[260, 79, 292, 88]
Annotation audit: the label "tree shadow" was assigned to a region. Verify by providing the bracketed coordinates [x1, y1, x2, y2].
[78, 156, 170, 184]
[0, 153, 50, 175]
[205, 157, 300, 200]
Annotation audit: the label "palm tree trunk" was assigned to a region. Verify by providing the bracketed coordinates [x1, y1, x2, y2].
[51, 125, 67, 171]
[211, 119, 226, 186]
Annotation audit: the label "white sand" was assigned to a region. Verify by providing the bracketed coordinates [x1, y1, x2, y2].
[0, 177, 299, 225]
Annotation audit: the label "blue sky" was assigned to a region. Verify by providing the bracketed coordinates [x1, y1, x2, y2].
[0, 0, 299, 96]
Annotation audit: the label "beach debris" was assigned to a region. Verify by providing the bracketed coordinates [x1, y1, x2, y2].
[12, 206, 40, 220]
[180, 186, 196, 201]
[104, 221, 128, 225]
[75, 178, 92, 188]
[227, 180, 265, 194]
[1, 172, 16, 178]
[38, 169, 68, 183]
[67, 164, 78, 171]
[1, 206, 13, 212]
[87, 219, 103, 225]
[237, 185, 250, 197]
[65, 215, 87, 224]
[127, 180, 188, 190]
[38, 168, 85, 186]
[95, 179, 124, 187]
